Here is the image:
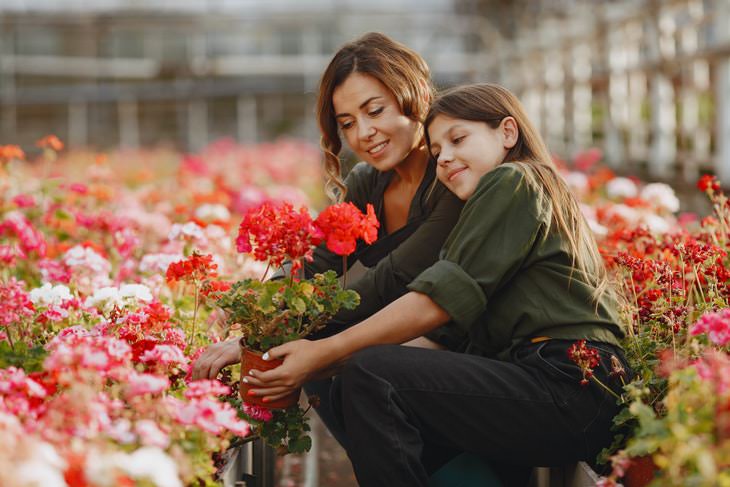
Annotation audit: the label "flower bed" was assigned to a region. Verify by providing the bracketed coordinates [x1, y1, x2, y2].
[0, 137, 324, 486]
[1, 140, 729, 486]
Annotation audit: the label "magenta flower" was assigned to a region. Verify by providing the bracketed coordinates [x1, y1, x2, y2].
[243, 403, 274, 422]
[690, 309, 730, 347]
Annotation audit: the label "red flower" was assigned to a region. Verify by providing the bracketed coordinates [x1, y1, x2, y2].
[166, 252, 218, 284]
[0, 144, 25, 162]
[236, 201, 324, 269]
[314, 202, 380, 256]
[697, 174, 720, 193]
[36, 134, 64, 151]
[567, 339, 600, 386]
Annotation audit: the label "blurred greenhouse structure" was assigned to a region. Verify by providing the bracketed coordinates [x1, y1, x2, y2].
[2, 0, 730, 185]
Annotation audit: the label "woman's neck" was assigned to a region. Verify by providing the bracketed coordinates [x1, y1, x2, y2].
[392, 143, 429, 186]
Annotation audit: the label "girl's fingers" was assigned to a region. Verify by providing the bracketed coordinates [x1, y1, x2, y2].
[244, 369, 287, 387]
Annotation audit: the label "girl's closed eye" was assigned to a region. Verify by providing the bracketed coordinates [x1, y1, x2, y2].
[452, 135, 466, 145]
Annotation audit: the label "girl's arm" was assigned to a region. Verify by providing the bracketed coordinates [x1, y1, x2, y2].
[244, 291, 449, 402]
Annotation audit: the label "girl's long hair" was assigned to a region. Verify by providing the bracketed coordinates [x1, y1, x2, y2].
[424, 83, 609, 300]
[316, 32, 434, 202]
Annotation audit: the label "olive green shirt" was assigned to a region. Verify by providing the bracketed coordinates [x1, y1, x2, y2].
[408, 163, 624, 360]
[305, 161, 466, 348]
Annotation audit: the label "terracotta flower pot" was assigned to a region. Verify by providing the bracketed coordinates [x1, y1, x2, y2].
[623, 455, 657, 487]
[239, 338, 300, 410]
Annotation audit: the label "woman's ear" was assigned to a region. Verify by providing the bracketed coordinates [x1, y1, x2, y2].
[500, 116, 518, 149]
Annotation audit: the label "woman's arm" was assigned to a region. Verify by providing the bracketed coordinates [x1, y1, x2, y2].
[244, 291, 449, 401]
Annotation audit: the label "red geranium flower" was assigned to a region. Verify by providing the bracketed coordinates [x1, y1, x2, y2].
[697, 174, 720, 193]
[567, 339, 600, 386]
[314, 202, 379, 256]
[166, 252, 218, 284]
[235, 201, 324, 269]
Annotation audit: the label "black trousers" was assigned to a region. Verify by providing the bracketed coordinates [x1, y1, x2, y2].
[319, 340, 629, 487]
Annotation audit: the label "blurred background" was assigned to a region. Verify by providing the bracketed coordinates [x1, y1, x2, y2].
[2, 0, 730, 185]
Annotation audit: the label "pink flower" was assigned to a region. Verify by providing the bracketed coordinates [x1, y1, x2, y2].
[0, 211, 47, 258]
[126, 372, 170, 397]
[0, 278, 35, 328]
[243, 403, 274, 422]
[184, 379, 230, 400]
[140, 345, 189, 369]
[11, 194, 36, 208]
[135, 419, 170, 448]
[690, 309, 730, 347]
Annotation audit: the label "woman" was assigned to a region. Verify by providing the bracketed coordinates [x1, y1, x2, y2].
[244, 84, 630, 487]
[191, 33, 465, 442]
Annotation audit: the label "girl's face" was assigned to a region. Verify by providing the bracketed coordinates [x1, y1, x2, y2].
[332, 72, 423, 172]
[428, 114, 516, 200]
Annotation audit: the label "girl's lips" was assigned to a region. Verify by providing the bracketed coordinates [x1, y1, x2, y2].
[447, 167, 467, 182]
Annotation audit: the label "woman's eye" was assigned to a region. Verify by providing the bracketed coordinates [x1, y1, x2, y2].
[340, 121, 354, 130]
[368, 107, 384, 117]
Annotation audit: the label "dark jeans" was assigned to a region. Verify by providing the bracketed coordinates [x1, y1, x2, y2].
[323, 340, 629, 487]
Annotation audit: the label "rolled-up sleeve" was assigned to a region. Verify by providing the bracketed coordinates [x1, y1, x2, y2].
[407, 260, 486, 328]
[408, 164, 544, 333]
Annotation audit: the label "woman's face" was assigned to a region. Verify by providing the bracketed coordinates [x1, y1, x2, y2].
[332, 72, 423, 172]
[427, 114, 512, 200]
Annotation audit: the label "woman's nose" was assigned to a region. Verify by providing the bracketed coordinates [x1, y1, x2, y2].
[358, 120, 376, 140]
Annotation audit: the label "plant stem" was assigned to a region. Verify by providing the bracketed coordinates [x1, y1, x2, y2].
[342, 256, 347, 288]
[591, 375, 622, 401]
[189, 284, 199, 348]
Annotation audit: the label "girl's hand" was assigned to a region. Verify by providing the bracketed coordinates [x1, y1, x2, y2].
[191, 338, 241, 380]
[244, 339, 333, 403]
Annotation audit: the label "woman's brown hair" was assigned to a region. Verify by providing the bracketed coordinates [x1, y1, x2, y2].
[424, 83, 609, 300]
[317, 32, 434, 202]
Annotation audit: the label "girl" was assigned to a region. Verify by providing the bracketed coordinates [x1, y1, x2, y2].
[191, 33, 465, 443]
[245, 84, 630, 486]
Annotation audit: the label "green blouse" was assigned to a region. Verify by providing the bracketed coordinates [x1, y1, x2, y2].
[305, 161, 466, 348]
[408, 163, 624, 360]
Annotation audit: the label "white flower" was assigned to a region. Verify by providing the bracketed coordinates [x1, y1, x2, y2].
[139, 253, 181, 273]
[29, 283, 72, 306]
[195, 203, 231, 222]
[125, 447, 182, 487]
[168, 222, 206, 242]
[605, 177, 638, 200]
[84, 284, 153, 311]
[641, 213, 673, 234]
[63, 245, 111, 274]
[15, 442, 67, 487]
[135, 420, 170, 449]
[605, 204, 640, 225]
[119, 284, 153, 302]
[641, 183, 680, 213]
[85, 286, 122, 310]
[564, 172, 589, 197]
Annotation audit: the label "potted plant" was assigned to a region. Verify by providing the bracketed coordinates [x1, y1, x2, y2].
[214, 200, 378, 453]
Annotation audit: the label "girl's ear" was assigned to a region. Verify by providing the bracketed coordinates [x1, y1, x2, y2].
[500, 116, 518, 149]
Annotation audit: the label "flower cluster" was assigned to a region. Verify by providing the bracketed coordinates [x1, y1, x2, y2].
[567, 339, 600, 386]
[314, 202, 379, 256]
[165, 251, 218, 285]
[235, 201, 324, 271]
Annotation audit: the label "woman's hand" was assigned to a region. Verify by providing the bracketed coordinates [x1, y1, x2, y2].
[191, 338, 241, 380]
[243, 339, 335, 403]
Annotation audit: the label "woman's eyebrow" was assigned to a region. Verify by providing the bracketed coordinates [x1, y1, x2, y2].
[335, 96, 383, 118]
